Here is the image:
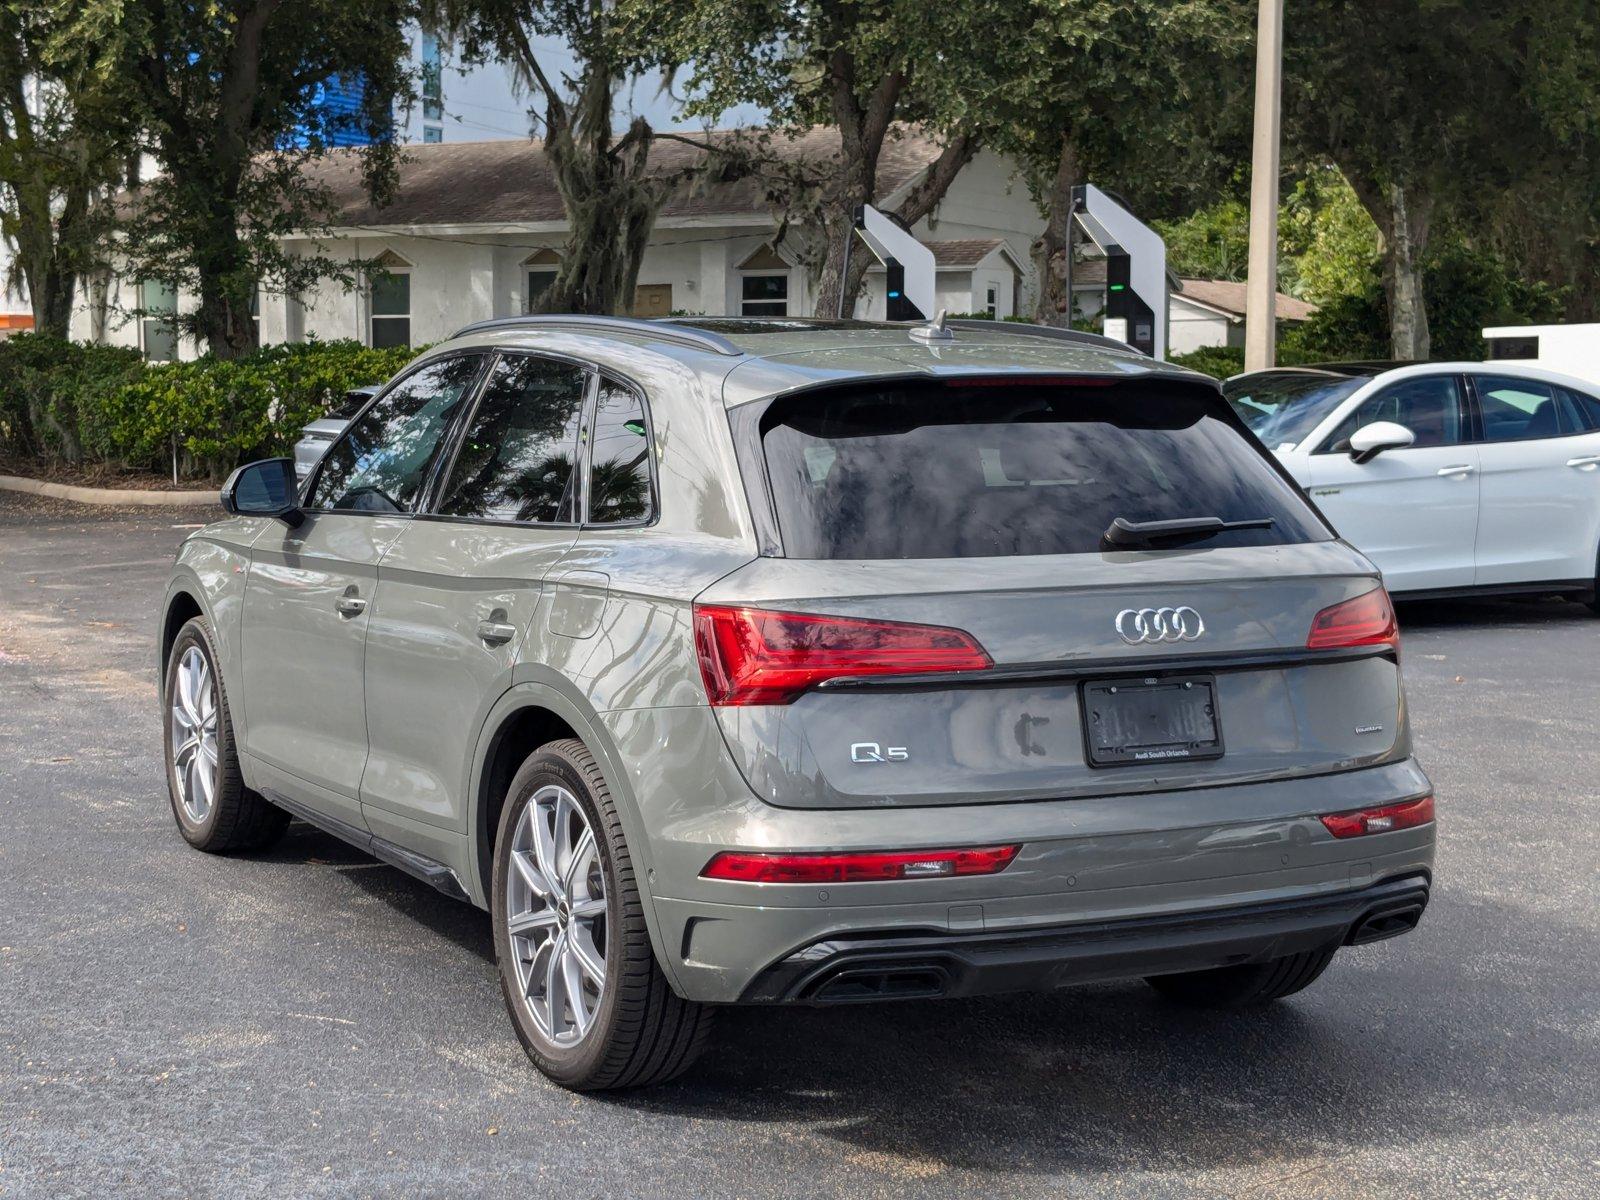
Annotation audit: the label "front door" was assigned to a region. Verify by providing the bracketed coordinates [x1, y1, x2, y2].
[1306, 373, 1479, 593]
[1469, 374, 1600, 586]
[240, 354, 487, 825]
[360, 353, 591, 835]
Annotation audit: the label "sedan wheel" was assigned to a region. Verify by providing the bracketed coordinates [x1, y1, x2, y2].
[169, 645, 220, 823]
[505, 784, 609, 1046]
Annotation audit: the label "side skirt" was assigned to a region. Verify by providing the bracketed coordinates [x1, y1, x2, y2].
[262, 787, 472, 904]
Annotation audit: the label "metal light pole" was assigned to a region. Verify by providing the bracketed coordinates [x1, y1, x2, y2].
[1244, 0, 1284, 372]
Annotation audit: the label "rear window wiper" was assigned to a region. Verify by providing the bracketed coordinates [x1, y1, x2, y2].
[1102, 515, 1275, 550]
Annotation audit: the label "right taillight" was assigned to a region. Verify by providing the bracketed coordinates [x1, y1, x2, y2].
[1320, 795, 1435, 838]
[1307, 586, 1398, 651]
[692, 604, 992, 706]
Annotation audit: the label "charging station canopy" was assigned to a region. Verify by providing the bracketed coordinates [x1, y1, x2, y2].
[852, 205, 935, 321]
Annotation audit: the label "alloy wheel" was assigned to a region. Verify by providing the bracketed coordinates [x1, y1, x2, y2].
[169, 645, 220, 824]
[505, 784, 609, 1046]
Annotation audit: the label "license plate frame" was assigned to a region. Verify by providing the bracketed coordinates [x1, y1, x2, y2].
[1079, 674, 1225, 768]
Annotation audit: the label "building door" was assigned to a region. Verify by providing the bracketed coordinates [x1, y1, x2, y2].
[630, 284, 673, 318]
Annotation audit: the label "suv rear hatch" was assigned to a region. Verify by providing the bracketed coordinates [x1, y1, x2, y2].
[698, 372, 1405, 809]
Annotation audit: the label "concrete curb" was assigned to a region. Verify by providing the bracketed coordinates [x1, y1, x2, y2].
[0, 473, 218, 508]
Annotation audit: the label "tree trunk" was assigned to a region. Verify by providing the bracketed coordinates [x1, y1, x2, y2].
[193, 206, 259, 360]
[1031, 134, 1079, 327]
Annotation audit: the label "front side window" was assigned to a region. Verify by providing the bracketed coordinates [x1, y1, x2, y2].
[1318, 376, 1466, 453]
[587, 378, 654, 524]
[757, 380, 1330, 559]
[370, 270, 410, 348]
[437, 355, 588, 523]
[1474, 376, 1575, 442]
[741, 274, 788, 317]
[309, 355, 484, 512]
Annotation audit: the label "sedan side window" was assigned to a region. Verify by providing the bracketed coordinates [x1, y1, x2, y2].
[586, 378, 655, 525]
[436, 355, 589, 523]
[309, 356, 485, 513]
[1317, 376, 1465, 454]
[1562, 386, 1600, 432]
[1475, 376, 1578, 441]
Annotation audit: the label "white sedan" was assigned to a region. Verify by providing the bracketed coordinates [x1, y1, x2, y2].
[1223, 362, 1600, 605]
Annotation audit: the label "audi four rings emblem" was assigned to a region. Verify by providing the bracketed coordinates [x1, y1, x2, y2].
[1115, 606, 1205, 645]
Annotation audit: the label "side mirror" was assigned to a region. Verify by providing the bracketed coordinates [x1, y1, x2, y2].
[1348, 421, 1415, 464]
[221, 458, 304, 527]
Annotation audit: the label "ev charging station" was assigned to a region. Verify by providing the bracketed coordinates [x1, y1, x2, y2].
[1069, 183, 1169, 360]
[846, 204, 937, 321]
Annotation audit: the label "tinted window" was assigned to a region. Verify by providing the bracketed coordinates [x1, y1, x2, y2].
[1222, 372, 1364, 449]
[758, 381, 1330, 559]
[437, 355, 588, 523]
[309, 356, 483, 513]
[587, 378, 654, 524]
[1318, 376, 1464, 453]
[1475, 376, 1571, 441]
[1562, 386, 1600, 431]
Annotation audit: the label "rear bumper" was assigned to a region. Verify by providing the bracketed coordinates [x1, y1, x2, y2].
[739, 872, 1430, 1004]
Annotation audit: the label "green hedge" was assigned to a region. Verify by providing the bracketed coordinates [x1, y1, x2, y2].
[0, 337, 419, 480]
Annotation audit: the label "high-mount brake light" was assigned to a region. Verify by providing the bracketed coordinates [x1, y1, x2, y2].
[1307, 586, 1399, 651]
[1319, 796, 1435, 839]
[700, 845, 1021, 883]
[692, 605, 991, 706]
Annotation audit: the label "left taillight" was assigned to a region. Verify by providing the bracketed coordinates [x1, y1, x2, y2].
[701, 845, 1020, 883]
[692, 604, 992, 706]
[1307, 586, 1398, 651]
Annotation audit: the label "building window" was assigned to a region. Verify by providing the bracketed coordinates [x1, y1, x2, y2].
[420, 31, 443, 122]
[140, 280, 178, 362]
[522, 248, 561, 312]
[250, 288, 261, 344]
[738, 245, 790, 317]
[985, 285, 998, 318]
[423, 125, 442, 143]
[369, 250, 411, 348]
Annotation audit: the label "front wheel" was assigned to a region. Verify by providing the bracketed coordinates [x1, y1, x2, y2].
[1145, 944, 1338, 1009]
[163, 616, 288, 852]
[491, 739, 713, 1090]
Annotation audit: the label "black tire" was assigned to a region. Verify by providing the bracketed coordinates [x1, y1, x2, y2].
[1145, 944, 1338, 1009]
[162, 616, 289, 853]
[491, 738, 713, 1091]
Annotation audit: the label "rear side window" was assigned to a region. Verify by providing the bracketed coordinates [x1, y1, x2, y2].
[437, 355, 588, 524]
[1474, 375, 1586, 441]
[1562, 386, 1600, 431]
[756, 381, 1330, 559]
[586, 378, 654, 524]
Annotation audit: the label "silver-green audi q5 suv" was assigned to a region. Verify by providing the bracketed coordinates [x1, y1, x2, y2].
[158, 315, 1435, 1090]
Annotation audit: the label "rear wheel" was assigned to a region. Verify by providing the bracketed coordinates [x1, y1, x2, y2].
[163, 617, 288, 852]
[1145, 944, 1338, 1009]
[491, 739, 713, 1090]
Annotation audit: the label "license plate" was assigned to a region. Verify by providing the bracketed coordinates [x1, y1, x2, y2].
[1080, 674, 1224, 768]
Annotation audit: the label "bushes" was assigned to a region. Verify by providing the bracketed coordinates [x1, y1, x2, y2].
[1168, 346, 1247, 379]
[0, 336, 417, 480]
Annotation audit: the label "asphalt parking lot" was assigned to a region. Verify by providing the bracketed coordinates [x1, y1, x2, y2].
[1, 492, 1596, 1199]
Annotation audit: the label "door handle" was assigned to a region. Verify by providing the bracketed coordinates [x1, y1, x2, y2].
[1567, 455, 1600, 469]
[1436, 464, 1475, 477]
[335, 592, 367, 618]
[477, 619, 517, 646]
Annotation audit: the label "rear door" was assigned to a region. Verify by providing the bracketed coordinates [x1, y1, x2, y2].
[359, 353, 590, 834]
[1304, 373, 1478, 592]
[704, 374, 1404, 810]
[242, 354, 486, 825]
[1468, 374, 1600, 586]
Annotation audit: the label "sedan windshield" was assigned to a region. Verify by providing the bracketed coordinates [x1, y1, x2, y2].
[1223, 372, 1364, 449]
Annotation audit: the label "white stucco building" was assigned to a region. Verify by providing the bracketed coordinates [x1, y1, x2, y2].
[73, 130, 1044, 356]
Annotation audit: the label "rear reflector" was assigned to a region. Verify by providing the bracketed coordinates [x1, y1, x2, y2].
[692, 604, 992, 706]
[1320, 795, 1435, 839]
[1307, 586, 1398, 651]
[701, 845, 1020, 883]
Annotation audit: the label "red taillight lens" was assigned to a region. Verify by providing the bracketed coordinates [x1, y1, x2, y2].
[1319, 795, 1434, 839]
[701, 845, 1020, 883]
[692, 604, 992, 706]
[1307, 586, 1398, 650]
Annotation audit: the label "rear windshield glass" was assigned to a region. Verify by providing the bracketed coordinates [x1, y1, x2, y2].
[758, 380, 1331, 559]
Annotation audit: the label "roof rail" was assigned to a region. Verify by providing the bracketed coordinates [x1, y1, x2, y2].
[943, 318, 1136, 354]
[448, 314, 744, 357]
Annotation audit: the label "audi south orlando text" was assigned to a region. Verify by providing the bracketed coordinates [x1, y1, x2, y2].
[158, 315, 1435, 1090]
